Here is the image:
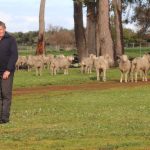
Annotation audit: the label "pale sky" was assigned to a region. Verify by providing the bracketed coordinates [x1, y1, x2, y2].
[0, 0, 135, 33]
[0, 0, 78, 32]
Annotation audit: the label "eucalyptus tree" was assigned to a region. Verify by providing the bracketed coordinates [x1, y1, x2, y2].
[112, 0, 124, 56]
[97, 0, 114, 61]
[73, 0, 87, 61]
[36, 0, 46, 55]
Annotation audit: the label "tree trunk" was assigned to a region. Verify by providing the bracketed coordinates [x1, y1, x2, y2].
[113, 0, 124, 57]
[86, 1, 96, 55]
[36, 0, 46, 55]
[73, 0, 87, 61]
[96, 0, 100, 56]
[97, 0, 114, 62]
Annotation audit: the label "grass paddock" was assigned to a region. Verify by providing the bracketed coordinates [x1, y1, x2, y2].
[0, 48, 150, 149]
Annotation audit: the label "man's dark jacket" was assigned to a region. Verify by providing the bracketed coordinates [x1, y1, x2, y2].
[0, 32, 18, 75]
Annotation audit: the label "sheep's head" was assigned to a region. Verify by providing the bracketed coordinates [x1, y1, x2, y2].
[104, 54, 114, 67]
[121, 55, 128, 62]
[143, 53, 150, 63]
[89, 54, 96, 59]
[67, 56, 74, 62]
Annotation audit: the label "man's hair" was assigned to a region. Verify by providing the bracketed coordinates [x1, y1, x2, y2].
[0, 21, 6, 28]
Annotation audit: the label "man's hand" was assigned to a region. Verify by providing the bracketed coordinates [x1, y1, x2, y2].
[3, 71, 10, 80]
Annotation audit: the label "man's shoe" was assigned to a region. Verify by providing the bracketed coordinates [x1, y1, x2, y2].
[2, 120, 9, 124]
[0, 120, 9, 124]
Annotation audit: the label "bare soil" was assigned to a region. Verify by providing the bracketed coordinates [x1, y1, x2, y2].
[13, 81, 150, 96]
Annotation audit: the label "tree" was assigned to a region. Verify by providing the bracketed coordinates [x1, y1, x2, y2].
[86, 0, 96, 55]
[112, 0, 124, 57]
[97, 0, 114, 62]
[73, 0, 87, 61]
[36, 0, 46, 55]
[133, 1, 150, 34]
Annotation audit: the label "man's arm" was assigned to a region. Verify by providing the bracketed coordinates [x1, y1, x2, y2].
[3, 37, 18, 80]
[6, 37, 18, 72]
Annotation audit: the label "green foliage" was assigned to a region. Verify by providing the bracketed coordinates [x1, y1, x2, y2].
[12, 31, 38, 45]
[123, 28, 138, 43]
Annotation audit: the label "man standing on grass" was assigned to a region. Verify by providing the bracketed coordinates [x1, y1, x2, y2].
[0, 21, 18, 124]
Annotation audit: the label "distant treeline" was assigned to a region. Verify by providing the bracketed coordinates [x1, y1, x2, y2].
[10, 25, 149, 49]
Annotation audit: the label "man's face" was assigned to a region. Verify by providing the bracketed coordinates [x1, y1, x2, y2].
[0, 26, 6, 38]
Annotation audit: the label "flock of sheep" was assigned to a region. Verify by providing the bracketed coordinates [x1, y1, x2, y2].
[16, 53, 150, 83]
[16, 54, 74, 76]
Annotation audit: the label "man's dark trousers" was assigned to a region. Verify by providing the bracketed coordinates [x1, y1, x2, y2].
[0, 72, 14, 122]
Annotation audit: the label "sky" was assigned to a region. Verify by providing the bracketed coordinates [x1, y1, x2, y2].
[0, 0, 135, 33]
[0, 0, 79, 32]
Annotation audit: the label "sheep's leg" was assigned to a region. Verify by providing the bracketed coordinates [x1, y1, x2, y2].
[130, 67, 134, 82]
[36, 68, 38, 76]
[16, 66, 18, 71]
[142, 71, 145, 81]
[103, 70, 106, 82]
[85, 66, 88, 74]
[125, 72, 128, 83]
[66, 68, 69, 75]
[144, 70, 148, 81]
[96, 69, 100, 81]
[89, 67, 92, 74]
[40, 68, 42, 76]
[28, 66, 30, 72]
[64, 69, 67, 75]
[140, 70, 143, 79]
[50, 67, 53, 75]
[87, 67, 90, 74]
[54, 68, 56, 75]
[81, 66, 84, 74]
[135, 72, 138, 82]
[120, 72, 123, 83]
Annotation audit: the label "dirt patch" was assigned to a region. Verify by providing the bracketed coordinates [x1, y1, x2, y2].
[13, 81, 150, 96]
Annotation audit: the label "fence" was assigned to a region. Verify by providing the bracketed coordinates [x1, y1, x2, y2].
[18, 45, 76, 56]
[18, 42, 150, 56]
[125, 42, 150, 57]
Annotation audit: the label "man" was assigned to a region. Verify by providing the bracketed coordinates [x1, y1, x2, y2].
[0, 21, 18, 124]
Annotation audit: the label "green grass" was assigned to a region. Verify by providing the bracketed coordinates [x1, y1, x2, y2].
[125, 47, 150, 58]
[13, 68, 120, 88]
[1, 48, 150, 149]
[0, 86, 150, 149]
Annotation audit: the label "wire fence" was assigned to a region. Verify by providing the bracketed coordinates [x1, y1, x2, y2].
[18, 42, 150, 56]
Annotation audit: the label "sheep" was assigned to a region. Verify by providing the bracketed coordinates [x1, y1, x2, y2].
[80, 54, 97, 74]
[117, 55, 131, 83]
[50, 56, 74, 75]
[94, 54, 113, 81]
[131, 54, 150, 82]
[26, 55, 44, 76]
[41, 54, 54, 70]
[26, 55, 35, 72]
[16, 56, 27, 70]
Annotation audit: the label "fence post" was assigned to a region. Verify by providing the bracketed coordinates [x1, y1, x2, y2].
[140, 42, 142, 57]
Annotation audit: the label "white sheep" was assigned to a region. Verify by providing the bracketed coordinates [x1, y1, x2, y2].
[16, 56, 27, 70]
[50, 56, 74, 75]
[94, 54, 113, 81]
[131, 54, 150, 82]
[118, 55, 131, 83]
[26, 55, 44, 76]
[80, 54, 97, 74]
[41, 54, 54, 70]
